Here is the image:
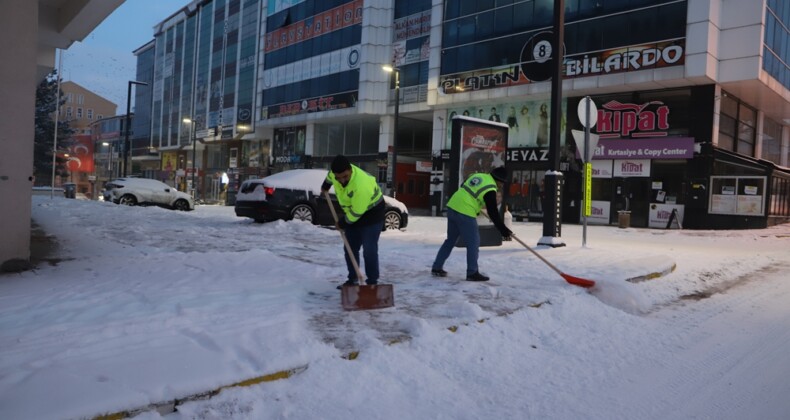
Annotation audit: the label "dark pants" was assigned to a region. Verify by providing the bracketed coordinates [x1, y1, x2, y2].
[432, 208, 480, 276]
[343, 220, 383, 283]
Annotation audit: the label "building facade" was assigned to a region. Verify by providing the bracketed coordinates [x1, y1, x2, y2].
[57, 81, 118, 199]
[137, 0, 790, 228]
[428, 0, 790, 229]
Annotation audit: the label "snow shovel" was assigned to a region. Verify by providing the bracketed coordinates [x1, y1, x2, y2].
[510, 234, 596, 288]
[323, 191, 394, 310]
[481, 212, 595, 288]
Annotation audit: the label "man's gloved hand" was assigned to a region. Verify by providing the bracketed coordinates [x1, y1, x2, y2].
[499, 227, 513, 240]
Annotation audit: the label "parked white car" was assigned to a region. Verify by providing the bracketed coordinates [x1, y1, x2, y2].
[105, 178, 194, 211]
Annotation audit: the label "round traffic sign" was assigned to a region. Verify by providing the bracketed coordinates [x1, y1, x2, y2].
[577, 97, 598, 129]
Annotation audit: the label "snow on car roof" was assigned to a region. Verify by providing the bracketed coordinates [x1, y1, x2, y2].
[252, 169, 408, 213]
[257, 169, 331, 194]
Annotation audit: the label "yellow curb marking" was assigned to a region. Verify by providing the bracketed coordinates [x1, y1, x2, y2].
[626, 263, 677, 283]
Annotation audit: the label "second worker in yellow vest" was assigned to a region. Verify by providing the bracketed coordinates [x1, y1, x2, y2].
[431, 166, 512, 282]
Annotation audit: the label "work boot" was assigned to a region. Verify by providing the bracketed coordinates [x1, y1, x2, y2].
[466, 272, 490, 282]
[366, 279, 378, 285]
[431, 269, 448, 277]
[337, 280, 358, 290]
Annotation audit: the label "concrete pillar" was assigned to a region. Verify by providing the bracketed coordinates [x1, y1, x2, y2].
[0, 1, 37, 271]
[782, 125, 790, 168]
[754, 110, 764, 159]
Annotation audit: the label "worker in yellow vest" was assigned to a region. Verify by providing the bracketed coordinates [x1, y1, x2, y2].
[321, 155, 386, 289]
[431, 166, 512, 281]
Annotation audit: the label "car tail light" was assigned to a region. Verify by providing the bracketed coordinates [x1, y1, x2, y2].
[264, 186, 275, 197]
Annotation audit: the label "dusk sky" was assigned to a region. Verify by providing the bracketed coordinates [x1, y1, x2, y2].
[61, 1, 183, 111]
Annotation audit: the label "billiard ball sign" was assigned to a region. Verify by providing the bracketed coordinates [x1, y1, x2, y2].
[520, 31, 564, 82]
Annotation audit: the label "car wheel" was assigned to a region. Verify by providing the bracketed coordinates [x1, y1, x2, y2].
[173, 199, 190, 211]
[383, 210, 401, 230]
[119, 195, 137, 206]
[290, 204, 315, 223]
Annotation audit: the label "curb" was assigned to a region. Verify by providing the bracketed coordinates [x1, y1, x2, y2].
[625, 262, 677, 283]
[93, 365, 308, 420]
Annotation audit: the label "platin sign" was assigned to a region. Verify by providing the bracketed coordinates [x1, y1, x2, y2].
[440, 40, 685, 94]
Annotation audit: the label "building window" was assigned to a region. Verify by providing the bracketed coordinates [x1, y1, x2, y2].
[87, 109, 93, 120]
[66, 107, 73, 119]
[97, 114, 103, 120]
[762, 117, 783, 164]
[718, 92, 756, 157]
[77, 94, 84, 105]
[66, 93, 73, 103]
[76, 108, 83, 119]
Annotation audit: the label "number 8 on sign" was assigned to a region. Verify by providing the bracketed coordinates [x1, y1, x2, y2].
[520, 31, 562, 82]
[533, 40, 552, 64]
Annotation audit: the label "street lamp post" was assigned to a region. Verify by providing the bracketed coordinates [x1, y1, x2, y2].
[382, 65, 400, 198]
[122, 80, 148, 177]
[183, 117, 198, 199]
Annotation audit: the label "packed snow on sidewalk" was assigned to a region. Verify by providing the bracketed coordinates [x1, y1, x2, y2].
[1, 196, 789, 420]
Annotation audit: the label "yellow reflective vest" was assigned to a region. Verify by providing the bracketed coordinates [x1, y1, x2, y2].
[447, 173, 498, 218]
[326, 165, 383, 224]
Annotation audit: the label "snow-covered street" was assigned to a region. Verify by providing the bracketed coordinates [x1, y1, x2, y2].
[1, 196, 789, 419]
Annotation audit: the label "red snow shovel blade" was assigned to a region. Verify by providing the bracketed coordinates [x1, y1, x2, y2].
[561, 273, 596, 288]
[341, 284, 394, 310]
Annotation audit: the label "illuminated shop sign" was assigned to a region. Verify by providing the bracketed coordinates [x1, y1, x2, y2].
[596, 100, 670, 138]
[264, 91, 357, 119]
[440, 40, 685, 94]
[265, 0, 363, 53]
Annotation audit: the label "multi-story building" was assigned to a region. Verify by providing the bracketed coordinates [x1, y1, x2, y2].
[131, 40, 160, 178]
[58, 81, 117, 135]
[138, 0, 264, 203]
[138, 0, 790, 228]
[57, 81, 118, 199]
[428, 0, 790, 229]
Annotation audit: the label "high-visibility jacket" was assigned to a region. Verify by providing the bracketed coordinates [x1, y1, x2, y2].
[447, 173, 498, 218]
[326, 165, 384, 224]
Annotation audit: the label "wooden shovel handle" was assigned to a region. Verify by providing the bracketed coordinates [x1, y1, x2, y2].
[324, 190, 365, 282]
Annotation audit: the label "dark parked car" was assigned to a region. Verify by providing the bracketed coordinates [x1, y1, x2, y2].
[235, 169, 408, 230]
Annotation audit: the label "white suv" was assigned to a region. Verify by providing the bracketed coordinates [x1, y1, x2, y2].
[105, 178, 194, 211]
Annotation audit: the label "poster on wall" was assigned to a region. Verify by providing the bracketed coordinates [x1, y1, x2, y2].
[649, 203, 685, 228]
[449, 116, 508, 193]
[592, 160, 613, 178]
[586, 200, 611, 225]
[446, 99, 566, 150]
[709, 176, 766, 216]
[456, 117, 507, 183]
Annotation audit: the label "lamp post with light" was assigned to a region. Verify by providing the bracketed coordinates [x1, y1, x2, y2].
[122, 80, 148, 177]
[382, 65, 400, 198]
[183, 117, 198, 199]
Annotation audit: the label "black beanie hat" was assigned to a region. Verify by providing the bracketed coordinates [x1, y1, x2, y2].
[490, 166, 507, 183]
[331, 155, 352, 173]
